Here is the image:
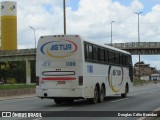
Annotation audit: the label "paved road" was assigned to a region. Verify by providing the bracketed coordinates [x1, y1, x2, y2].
[0, 83, 160, 120]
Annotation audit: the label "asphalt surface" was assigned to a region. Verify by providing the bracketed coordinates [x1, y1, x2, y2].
[0, 83, 160, 120]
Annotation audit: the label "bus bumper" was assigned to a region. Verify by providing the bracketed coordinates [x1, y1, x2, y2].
[36, 87, 83, 98]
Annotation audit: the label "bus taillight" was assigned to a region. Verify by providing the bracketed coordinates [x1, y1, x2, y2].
[36, 77, 39, 86]
[79, 76, 83, 86]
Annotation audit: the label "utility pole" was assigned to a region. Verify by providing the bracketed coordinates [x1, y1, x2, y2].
[111, 21, 115, 46]
[63, 0, 66, 34]
[29, 26, 36, 49]
[134, 12, 143, 86]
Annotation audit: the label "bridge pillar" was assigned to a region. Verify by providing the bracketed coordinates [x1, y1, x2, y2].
[26, 59, 31, 84]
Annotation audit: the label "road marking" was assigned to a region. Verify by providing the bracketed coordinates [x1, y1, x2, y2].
[33, 118, 42, 120]
[154, 107, 160, 111]
[111, 98, 128, 102]
[131, 88, 160, 96]
[137, 116, 147, 120]
[148, 91, 157, 94]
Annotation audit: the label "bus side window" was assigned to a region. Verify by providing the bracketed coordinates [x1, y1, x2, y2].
[89, 45, 93, 61]
[109, 51, 114, 64]
[115, 53, 120, 65]
[93, 46, 98, 61]
[113, 52, 116, 64]
[105, 50, 109, 63]
[100, 48, 105, 62]
[108, 51, 111, 63]
[84, 44, 89, 60]
[126, 55, 129, 65]
[111, 51, 115, 64]
[126, 55, 131, 66]
[119, 54, 122, 65]
[128, 55, 132, 65]
[124, 55, 127, 65]
[122, 54, 125, 65]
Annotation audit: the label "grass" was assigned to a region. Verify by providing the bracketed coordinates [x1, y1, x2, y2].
[133, 79, 157, 86]
[0, 84, 36, 90]
[0, 80, 157, 90]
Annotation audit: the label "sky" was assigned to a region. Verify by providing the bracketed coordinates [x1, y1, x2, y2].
[1, 0, 160, 68]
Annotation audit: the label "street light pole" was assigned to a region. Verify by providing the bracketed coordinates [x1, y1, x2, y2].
[134, 12, 143, 85]
[29, 26, 36, 49]
[63, 0, 66, 35]
[111, 21, 115, 46]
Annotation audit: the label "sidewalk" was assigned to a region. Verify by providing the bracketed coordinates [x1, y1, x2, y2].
[133, 81, 160, 87]
[0, 94, 35, 101]
[0, 88, 35, 101]
[0, 82, 159, 101]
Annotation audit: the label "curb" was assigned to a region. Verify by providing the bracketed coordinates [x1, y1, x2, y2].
[0, 94, 35, 101]
[0, 88, 35, 101]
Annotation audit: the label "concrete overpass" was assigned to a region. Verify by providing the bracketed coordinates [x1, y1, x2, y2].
[0, 49, 36, 84]
[1, 42, 160, 84]
[106, 42, 160, 55]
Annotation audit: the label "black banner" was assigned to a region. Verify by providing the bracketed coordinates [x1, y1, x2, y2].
[0, 111, 160, 117]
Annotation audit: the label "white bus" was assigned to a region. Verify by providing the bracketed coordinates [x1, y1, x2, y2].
[36, 35, 133, 104]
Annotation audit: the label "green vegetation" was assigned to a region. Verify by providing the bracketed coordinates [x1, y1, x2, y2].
[0, 84, 36, 90]
[133, 79, 156, 86]
[0, 61, 36, 83]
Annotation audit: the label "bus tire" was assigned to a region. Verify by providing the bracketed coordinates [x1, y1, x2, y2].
[121, 84, 128, 98]
[99, 85, 105, 103]
[54, 98, 62, 105]
[90, 85, 99, 104]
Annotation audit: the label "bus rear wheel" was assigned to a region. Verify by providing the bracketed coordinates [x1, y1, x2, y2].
[90, 86, 99, 104]
[99, 86, 105, 103]
[121, 85, 128, 98]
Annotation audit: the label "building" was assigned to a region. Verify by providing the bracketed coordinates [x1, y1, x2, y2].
[134, 61, 156, 79]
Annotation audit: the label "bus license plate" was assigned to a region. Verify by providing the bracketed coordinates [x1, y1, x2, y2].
[57, 81, 66, 84]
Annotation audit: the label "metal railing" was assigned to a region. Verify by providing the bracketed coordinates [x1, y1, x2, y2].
[106, 42, 160, 49]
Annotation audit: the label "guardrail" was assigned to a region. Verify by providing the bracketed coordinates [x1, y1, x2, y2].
[106, 42, 160, 55]
[106, 42, 160, 49]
